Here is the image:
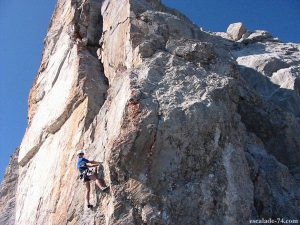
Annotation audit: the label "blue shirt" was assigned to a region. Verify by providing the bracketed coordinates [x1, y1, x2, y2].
[77, 158, 90, 172]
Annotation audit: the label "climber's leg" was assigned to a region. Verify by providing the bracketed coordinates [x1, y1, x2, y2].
[88, 174, 107, 190]
[85, 181, 92, 207]
[96, 177, 106, 189]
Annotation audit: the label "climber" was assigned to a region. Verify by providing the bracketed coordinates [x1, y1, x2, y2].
[77, 150, 109, 209]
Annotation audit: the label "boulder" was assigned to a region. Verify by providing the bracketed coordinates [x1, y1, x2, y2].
[227, 22, 247, 41]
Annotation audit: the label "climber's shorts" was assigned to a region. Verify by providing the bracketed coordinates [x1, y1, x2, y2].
[83, 174, 90, 182]
[79, 171, 93, 182]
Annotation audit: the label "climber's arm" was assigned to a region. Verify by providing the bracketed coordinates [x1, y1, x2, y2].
[87, 160, 101, 166]
[86, 164, 98, 168]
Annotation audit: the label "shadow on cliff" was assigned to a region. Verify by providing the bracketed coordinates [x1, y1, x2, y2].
[237, 65, 300, 177]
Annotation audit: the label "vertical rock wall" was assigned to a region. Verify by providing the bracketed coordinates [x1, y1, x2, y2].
[0, 149, 19, 225]
[0, 0, 299, 224]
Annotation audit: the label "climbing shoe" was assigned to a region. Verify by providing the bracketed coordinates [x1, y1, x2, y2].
[101, 186, 110, 192]
[87, 204, 93, 209]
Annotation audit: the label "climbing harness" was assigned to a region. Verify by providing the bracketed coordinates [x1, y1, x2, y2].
[79, 169, 94, 182]
[78, 161, 96, 182]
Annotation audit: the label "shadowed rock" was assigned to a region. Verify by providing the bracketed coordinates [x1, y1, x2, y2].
[0, 148, 19, 225]
[0, 0, 299, 224]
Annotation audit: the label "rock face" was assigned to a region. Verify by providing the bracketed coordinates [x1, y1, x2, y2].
[0, 149, 19, 225]
[0, 1, 299, 225]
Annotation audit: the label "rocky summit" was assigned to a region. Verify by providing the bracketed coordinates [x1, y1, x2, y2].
[0, 0, 299, 224]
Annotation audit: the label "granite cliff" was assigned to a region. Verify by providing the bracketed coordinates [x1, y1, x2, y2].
[0, 0, 299, 224]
